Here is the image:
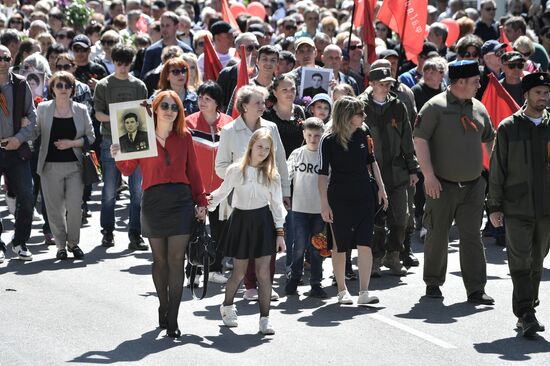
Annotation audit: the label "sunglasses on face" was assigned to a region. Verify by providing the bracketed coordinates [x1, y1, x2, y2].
[348, 44, 363, 51]
[285, 25, 297, 31]
[505, 63, 525, 69]
[10, 19, 23, 25]
[54, 82, 72, 90]
[169, 67, 187, 76]
[101, 39, 117, 46]
[0, 55, 11, 62]
[56, 64, 72, 71]
[73, 46, 88, 53]
[246, 44, 260, 53]
[461, 51, 479, 58]
[159, 102, 179, 112]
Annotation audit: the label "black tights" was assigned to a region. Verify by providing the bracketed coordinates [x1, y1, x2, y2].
[224, 256, 272, 317]
[149, 235, 189, 331]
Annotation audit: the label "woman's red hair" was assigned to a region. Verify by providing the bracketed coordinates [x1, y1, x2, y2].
[158, 58, 190, 91]
[152, 90, 188, 136]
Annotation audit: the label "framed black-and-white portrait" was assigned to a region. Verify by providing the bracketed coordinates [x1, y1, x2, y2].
[109, 100, 158, 161]
[24, 71, 45, 98]
[299, 67, 333, 98]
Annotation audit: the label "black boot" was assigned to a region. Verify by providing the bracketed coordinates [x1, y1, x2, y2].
[400, 231, 419, 267]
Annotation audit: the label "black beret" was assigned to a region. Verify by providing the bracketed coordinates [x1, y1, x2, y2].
[521, 72, 550, 93]
[448, 60, 480, 80]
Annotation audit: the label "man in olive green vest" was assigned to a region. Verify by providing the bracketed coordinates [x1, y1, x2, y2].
[414, 60, 495, 304]
[488, 72, 550, 337]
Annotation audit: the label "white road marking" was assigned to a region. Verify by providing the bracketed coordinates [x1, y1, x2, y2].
[368, 313, 457, 349]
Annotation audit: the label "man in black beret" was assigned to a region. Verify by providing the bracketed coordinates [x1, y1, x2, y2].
[414, 60, 496, 304]
[488, 72, 550, 337]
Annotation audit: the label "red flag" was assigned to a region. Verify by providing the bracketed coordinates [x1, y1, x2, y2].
[232, 45, 249, 119]
[353, 0, 377, 65]
[203, 35, 222, 82]
[377, 0, 427, 62]
[480, 73, 521, 168]
[499, 26, 514, 52]
[220, 0, 240, 31]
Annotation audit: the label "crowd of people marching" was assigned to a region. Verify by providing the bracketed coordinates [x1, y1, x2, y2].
[1, 0, 549, 338]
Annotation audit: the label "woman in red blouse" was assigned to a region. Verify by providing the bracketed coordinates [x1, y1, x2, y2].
[112, 90, 207, 338]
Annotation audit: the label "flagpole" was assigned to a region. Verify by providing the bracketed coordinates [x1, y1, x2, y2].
[397, 0, 410, 77]
[347, 2, 356, 59]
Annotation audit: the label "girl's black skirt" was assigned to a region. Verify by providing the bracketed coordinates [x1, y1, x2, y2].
[223, 206, 276, 259]
[141, 183, 194, 238]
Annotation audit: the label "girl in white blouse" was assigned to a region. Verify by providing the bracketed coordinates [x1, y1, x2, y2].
[208, 128, 286, 335]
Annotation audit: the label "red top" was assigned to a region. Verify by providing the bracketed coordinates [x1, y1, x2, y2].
[116, 130, 208, 206]
[185, 111, 233, 193]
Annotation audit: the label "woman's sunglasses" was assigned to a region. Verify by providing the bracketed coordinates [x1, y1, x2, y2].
[159, 102, 179, 112]
[56, 64, 73, 71]
[54, 82, 73, 90]
[348, 44, 363, 51]
[169, 67, 188, 76]
[0, 55, 12, 62]
[101, 40, 117, 47]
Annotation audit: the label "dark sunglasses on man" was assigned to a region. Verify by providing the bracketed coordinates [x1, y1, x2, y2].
[56, 64, 73, 71]
[505, 62, 525, 70]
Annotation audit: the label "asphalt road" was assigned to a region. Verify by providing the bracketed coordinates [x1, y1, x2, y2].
[1, 187, 550, 366]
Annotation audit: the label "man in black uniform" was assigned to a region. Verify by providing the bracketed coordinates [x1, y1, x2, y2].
[488, 72, 550, 337]
[119, 112, 149, 153]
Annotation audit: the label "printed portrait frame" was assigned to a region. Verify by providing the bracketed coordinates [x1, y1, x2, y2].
[299, 66, 333, 98]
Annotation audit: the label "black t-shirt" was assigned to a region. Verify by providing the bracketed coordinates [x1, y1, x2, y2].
[74, 61, 108, 85]
[262, 104, 306, 158]
[411, 82, 444, 112]
[46, 117, 78, 162]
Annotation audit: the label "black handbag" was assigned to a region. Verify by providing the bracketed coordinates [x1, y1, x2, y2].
[187, 219, 216, 299]
[82, 136, 101, 185]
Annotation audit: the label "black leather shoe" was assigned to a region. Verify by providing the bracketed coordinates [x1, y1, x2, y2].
[400, 235, 420, 267]
[101, 231, 114, 247]
[426, 285, 443, 298]
[129, 235, 148, 251]
[518, 313, 543, 337]
[467, 290, 495, 305]
[68, 245, 84, 259]
[166, 329, 181, 338]
[56, 249, 68, 260]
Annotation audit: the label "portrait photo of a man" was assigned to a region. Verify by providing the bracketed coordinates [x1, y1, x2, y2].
[300, 67, 332, 98]
[119, 112, 149, 153]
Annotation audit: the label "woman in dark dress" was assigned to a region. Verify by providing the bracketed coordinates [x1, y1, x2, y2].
[318, 96, 388, 305]
[113, 90, 207, 338]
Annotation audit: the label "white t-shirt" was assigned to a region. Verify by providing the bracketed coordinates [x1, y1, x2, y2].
[197, 48, 236, 77]
[287, 146, 322, 214]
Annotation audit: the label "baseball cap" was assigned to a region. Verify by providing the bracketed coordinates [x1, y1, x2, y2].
[501, 51, 524, 64]
[294, 37, 315, 51]
[71, 34, 91, 49]
[307, 93, 333, 109]
[379, 49, 399, 60]
[481, 40, 507, 56]
[210, 21, 235, 36]
[248, 23, 265, 38]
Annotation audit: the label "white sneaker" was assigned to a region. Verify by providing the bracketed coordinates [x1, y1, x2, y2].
[270, 289, 279, 301]
[12, 243, 32, 261]
[208, 272, 228, 284]
[337, 290, 353, 304]
[243, 288, 259, 301]
[358, 291, 379, 305]
[420, 227, 427, 241]
[259, 316, 275, 335]
[220, 304, 238, 327]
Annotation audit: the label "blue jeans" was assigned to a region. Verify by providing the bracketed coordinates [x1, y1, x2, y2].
[100, 136, 142, 237]
[284, 210, 294, 270]
[291, 211, 325, 286]
[0, 150, 34, 245]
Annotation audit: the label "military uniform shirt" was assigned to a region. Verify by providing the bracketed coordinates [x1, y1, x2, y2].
[414, 89, 495, 182]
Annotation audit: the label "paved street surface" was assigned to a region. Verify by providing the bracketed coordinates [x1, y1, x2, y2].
[1, 187, 550, 366]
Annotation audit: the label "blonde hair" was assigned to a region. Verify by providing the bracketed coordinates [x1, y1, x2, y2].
[330, 96, 364, 150]
[240, 128, 277, 185]
[180, 53, 202, 92]
[236, 85, 269, 115]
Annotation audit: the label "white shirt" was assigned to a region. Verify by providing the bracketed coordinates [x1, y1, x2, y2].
[197, 48, 236, 77]
[208, 164, 287, 228]
[287, 146, 321, 214]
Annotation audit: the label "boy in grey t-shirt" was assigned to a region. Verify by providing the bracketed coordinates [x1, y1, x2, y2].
[285, 118, 327, 298]
[93, 44, 148, 251]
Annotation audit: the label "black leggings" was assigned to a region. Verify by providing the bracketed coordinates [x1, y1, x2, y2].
[149, 235, 190, 331]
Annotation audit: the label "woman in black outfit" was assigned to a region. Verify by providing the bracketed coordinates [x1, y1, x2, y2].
[262, 74, 305, 274]
[318, 96, 388, 305]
